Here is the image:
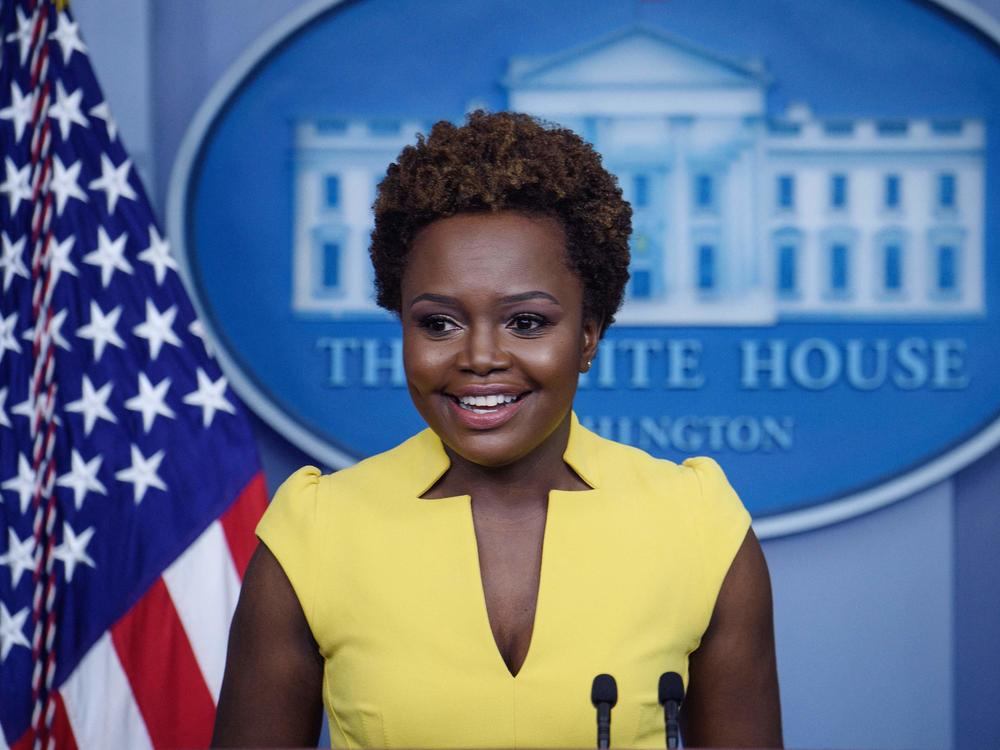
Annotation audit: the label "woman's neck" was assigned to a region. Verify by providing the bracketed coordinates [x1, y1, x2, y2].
[422, 414, 589, 509]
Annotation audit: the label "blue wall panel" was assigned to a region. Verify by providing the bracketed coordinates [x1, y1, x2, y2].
[71, 1, 1000, 746]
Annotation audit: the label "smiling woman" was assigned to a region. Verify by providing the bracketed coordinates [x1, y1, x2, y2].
[212, 111, 783, 749]
[402, 213, 599, 471]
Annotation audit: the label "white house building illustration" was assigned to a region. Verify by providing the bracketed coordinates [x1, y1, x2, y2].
[291, 25, 985, 324]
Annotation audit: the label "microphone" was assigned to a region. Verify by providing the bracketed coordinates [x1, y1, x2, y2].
[658, 672, 684, 749]
[591, 673, 618, 749]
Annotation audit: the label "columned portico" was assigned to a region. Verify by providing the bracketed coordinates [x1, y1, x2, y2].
[667, 117, 693, 307]
[289, 24, 985, 325]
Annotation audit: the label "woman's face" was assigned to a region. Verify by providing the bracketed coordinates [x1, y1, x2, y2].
[400, 211, 600, 469]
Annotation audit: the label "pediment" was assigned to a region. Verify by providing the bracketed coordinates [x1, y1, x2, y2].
[505, 25, 768, 90]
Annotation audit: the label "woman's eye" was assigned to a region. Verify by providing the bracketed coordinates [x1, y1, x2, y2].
[420, 315, 459, 334]
[509, 314, 547, 332]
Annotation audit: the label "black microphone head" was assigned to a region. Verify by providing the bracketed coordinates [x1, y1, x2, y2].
[591, 673, 618, 707]
[658, 671, 685, 705]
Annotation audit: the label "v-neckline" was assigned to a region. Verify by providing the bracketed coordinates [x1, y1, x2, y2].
[458, 490, 558, 680]
[408, 412, 603, 679]
[474, 496, 550, 678]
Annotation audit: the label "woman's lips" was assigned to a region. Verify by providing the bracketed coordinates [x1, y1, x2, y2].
[445, 392, 529, 430]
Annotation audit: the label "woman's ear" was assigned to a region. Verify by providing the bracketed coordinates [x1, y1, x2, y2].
[580, 316, 603, 373]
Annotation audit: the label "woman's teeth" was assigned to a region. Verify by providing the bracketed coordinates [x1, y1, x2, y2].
[456, 394, 520, 412]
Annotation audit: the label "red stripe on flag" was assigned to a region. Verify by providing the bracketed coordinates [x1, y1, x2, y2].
[10, 692, 79, 750]
[10, 729, 31, 750]
[50, 692, 80, 750]
[10, 727, 31, 750]
[220, 471, 268, 578]
[111, 578, 215, 749]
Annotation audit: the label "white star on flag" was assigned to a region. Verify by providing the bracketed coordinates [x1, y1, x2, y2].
[48, 80, 89, 140]
[133, 300, 181, 360]
[76, 301, 125, 362]
[0, 231, 29, 292]
[0, 310, 22, 365]
[88, 153, 137, 214]
[53, 523, 96, 583]
[0, 82, 34, 143]
[1, 454, 35, 515]
[138, 226, 178, 285]
[0, 156, 31, 215]
[88, 100, 118, 141]
[0, 528, 36, 588]
[56, 450, 107, 510]
[124, 372, 176, 433]
[10, 395, 33, 422]
[48, 12, 88, 63]
[50, 155, 88, 215]
[115, 445, 167, 505]
[8, 393, 64, 429]
[183, 369, 236, 427]
[0, 387, 11, 428]
[0, 602, 30, 663]
[47, 234, 80, 290]
[4, 7, 32, 65]
[83, 225, 133, 288]
[22, 308, 72, 352]
[65, 375, 117, 436]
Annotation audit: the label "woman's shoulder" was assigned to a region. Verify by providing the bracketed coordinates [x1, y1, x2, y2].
[579, 422, 747, 523]
[580, 421, 727, 488]
[274, 427, 440, 503]
[258, 431, 436, 563]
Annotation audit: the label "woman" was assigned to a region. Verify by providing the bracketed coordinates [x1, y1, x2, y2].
[213, 111, 782, 748]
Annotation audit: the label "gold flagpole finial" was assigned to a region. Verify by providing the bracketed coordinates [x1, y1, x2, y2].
[54, 0, 70, 11]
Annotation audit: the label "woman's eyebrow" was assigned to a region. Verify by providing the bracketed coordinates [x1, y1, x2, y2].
[501, 291, 560, 305]
[408, 293, 458, 308]
[408, 290, 560, 308]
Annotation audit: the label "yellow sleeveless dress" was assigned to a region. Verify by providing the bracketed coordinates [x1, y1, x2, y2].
[257, 413, 750, 748]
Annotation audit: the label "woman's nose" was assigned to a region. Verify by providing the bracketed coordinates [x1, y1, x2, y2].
[459, 324, 511, 375]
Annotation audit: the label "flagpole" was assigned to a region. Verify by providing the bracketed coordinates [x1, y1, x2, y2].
[23, 1, 60, 747]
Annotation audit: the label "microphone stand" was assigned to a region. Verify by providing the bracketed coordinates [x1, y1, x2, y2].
[658, 671, 685, 749]
[591, 674, 618, 749]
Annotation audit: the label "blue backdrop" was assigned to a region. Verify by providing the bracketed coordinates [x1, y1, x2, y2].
[75, 1, 1000, 747]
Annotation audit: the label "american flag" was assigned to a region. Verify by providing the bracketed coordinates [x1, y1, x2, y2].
[0, 1, 267, 747]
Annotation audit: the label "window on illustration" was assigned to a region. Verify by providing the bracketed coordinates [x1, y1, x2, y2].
[777, 175, 795, 210]
[883, 244, 903, 291]
[830, 174, 848, 209]
[884, 175, 900, 209]
[695, 174, 714, 210]
[325, 175, 340, 208]
[937, 245, 957, 292]
[631, 269, 652, 299]
[830, 243, 849, 292]
[778, 244, 797, 294]
[323, 242, 341, 289]
[633, 174, 649, 208]
[938, 173, 956, 209]
[697, 244, 716, 291]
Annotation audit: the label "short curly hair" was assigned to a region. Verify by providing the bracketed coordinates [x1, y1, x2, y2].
[370, 110, 631, 331]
